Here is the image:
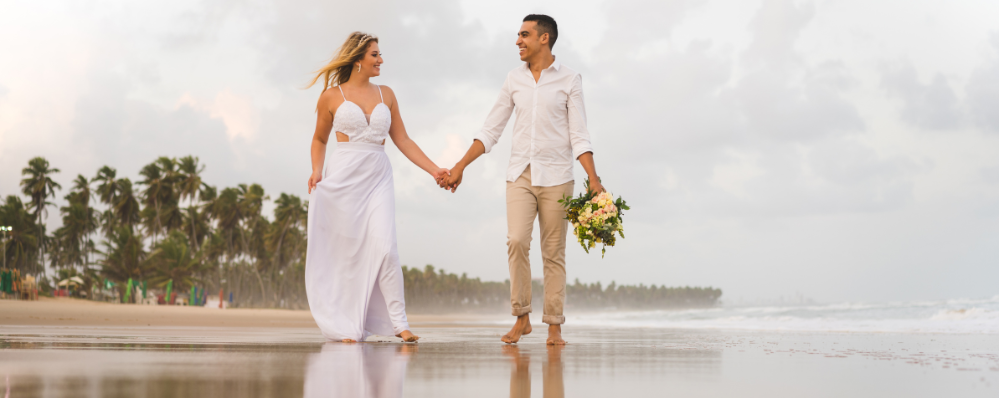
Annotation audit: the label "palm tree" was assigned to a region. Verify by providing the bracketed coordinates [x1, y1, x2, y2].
[208, 187, 242, 258]
[20, 157, 61, 276]
[145, 231, 203, 295]
[181, 205, 211, 254]
[113, 179, 142, 231]
[155, 157, 183, 234]
[266, 193, 307, 305]
[53, 190, 95, 271]
[177, 156, 207, 251]
[100, 226, 147, 286]
[0, 195, 40, 272]
[268, 193, 307, 270]
[237, 183, 269, 302]
[138, 158, 179, 242]
[93, 166, 121, 237]
[71, 175, 98, 270]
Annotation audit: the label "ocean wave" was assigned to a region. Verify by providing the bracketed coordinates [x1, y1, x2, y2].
[568, 297, 999, 334]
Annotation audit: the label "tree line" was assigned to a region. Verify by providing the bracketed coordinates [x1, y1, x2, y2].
[2, 156, 721, 311]
[402, 265, 722, 313]
[3, 156, 308, 308]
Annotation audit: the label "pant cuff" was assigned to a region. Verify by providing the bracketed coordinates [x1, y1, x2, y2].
[512, 305, 532, 317]
[542, 315, 565, 325]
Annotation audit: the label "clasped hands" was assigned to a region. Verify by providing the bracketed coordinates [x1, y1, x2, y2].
[432, 167, 607, 194]
[432, 166, 463, 192]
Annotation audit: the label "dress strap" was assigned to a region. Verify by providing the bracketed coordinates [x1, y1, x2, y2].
[337, 85, 346, 101]
[376, 85, 384, 103]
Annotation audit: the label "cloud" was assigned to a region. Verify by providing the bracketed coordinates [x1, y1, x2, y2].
[966, 32, 999, 133]
[881, 60, 965, 130]
[743, 0, 814, 70]
[68, 70, 238, 180]
[178, 89, 261, 141]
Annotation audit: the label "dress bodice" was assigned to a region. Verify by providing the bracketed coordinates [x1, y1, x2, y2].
[332, 85, 391, 144]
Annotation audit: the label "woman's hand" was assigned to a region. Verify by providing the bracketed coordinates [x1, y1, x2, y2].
[307, 170, 323, 194]
[441, 166, 464, 192]
[431, 168, 450, 186]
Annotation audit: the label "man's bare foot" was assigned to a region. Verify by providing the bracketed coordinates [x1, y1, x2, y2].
[546, 324, 567, 345]
[501, 314, 532, 344]
[396, 330, 420, 342]
[341, 339, 357, 343]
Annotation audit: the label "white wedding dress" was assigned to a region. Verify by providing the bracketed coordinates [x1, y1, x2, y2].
[306, 85, 410, 342]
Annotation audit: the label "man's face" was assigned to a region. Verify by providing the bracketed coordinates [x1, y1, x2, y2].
[516, 21, 546, 61]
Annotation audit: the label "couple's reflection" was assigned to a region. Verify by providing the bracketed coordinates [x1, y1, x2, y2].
[303, 342, 565, 398]
[506, 345, 565, 398]
[304, 343, 416, 398]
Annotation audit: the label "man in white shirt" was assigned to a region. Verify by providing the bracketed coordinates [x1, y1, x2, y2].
[441, 14, 605, 345]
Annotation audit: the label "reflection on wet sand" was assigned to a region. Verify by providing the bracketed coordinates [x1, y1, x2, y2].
[3, 326, 995, 397]
[304, 343, 416, 398]
[505, 345, 565, 398]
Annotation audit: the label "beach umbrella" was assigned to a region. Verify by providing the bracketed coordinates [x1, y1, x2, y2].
[57, 278, 79, 287]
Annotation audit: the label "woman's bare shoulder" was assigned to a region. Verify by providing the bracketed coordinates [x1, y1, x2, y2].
[379, 85, 398, 107]
[318, 87, 345, 114]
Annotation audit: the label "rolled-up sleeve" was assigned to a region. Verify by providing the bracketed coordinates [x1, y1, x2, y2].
[567, 74, 593, 159]
[473, 76, 515, 154]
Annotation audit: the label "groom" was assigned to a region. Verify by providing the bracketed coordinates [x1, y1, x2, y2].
[441, 14, 605, 345]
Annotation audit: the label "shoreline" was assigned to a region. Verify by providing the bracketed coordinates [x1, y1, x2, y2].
[0, 297, 505, 328]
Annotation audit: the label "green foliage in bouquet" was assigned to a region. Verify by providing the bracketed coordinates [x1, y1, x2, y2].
[559, 179, 630, 257]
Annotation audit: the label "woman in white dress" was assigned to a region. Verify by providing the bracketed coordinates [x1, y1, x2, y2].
[305, 32, 448, 343]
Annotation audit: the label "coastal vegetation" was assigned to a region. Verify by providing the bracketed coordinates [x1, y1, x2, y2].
[402, 265, 722, 312]
[1, 156, 722, 310]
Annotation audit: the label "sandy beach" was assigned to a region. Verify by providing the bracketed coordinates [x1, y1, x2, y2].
[0, 297, 502, 328]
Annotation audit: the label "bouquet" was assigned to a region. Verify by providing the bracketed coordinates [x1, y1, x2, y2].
[559, 179, 630, 257]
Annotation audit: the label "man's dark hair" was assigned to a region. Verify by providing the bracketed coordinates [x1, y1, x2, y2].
[523, 14, 558, 50]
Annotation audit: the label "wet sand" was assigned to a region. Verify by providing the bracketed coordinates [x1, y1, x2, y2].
[3, 299, 998, 396]
[0, 297, 503, 328]
[2, 322, 998, 397]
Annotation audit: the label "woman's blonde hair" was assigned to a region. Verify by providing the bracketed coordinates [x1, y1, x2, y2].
[307, 32, 379, 94]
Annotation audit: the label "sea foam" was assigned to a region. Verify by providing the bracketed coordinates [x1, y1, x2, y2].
[567, 296, 999, 334]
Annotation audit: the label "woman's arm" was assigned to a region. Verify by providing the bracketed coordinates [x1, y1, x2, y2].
[382, 86, 449, 179]
[308, 90, 337, 194]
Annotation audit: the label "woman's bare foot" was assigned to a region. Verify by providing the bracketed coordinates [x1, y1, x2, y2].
[341, 339, 357, 343]
[546, 324, 567, 345]
[396, 330, 420, 342]
[501, 314, 532, 344]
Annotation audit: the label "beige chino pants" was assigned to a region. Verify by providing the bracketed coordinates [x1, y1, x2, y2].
[507, 165, 574, 325]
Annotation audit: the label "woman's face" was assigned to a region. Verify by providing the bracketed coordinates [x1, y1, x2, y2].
[358, 42, 383, 77]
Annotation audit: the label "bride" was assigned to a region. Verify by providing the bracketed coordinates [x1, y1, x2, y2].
[305, 32, 447, 343]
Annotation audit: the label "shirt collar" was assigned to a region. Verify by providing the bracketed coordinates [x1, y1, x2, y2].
[523, 57, 561, 72]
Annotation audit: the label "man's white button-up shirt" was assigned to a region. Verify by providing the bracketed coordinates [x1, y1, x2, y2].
[474, 59, 593, 187]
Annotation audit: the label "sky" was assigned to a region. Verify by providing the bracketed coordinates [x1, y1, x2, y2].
[1, 0, 998, 303]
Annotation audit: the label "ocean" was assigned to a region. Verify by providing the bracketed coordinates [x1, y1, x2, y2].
[568, 296, 999, 334]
